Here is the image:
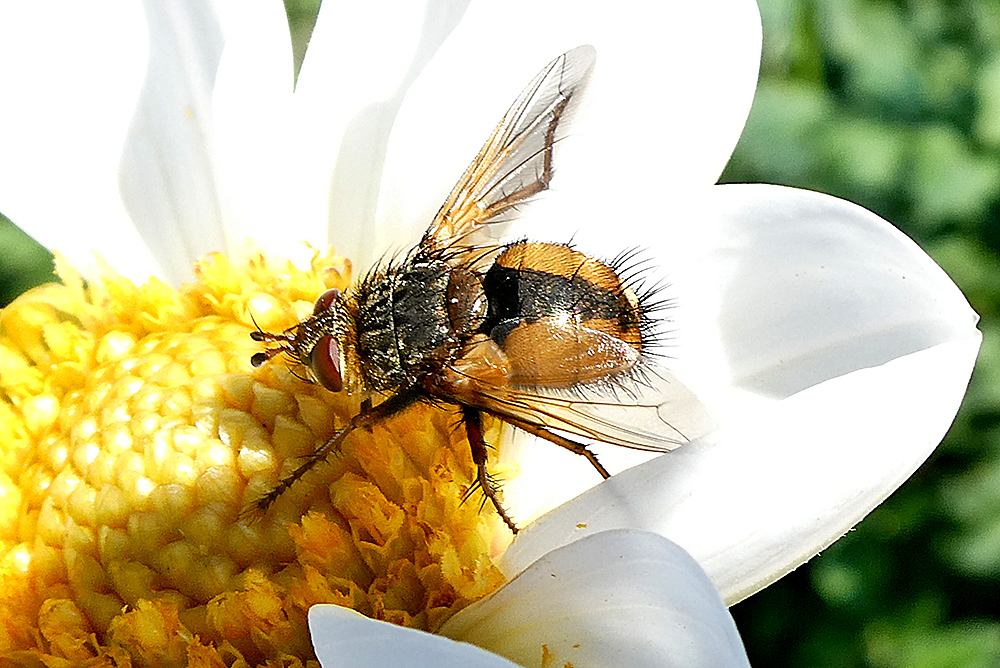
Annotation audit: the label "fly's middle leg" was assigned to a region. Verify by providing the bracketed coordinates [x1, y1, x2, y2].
[462, 406, 518, 534]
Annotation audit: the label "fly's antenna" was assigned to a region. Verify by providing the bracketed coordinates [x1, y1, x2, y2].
[249, 328, 298, 368]
[248, 308, 264, 334]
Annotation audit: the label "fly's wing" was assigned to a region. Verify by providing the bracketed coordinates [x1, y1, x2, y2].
[420, 45, 596, 263]
[470, 364, 715, 452]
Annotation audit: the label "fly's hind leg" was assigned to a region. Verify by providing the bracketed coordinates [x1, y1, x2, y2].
[462, 406, 518, 534]
[502, 415, 611, 479]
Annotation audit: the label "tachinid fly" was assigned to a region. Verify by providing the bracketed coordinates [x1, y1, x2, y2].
[251, 45, 709, 533]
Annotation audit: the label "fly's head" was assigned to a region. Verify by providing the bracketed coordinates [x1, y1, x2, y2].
[250, 288, 357, 393]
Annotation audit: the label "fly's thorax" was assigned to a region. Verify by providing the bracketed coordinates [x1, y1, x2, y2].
[446, 266, 488, 336]
[351, 256, 460, 392]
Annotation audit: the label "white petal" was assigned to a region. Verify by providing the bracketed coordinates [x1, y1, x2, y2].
[290, 0, 472, 267]
[519, 183, 978, 410]
[372, 0, 762, 271]
[502, 335, 980, 604]
[118, 1, 295, 284]
[443, 530, 750, 668]
[500, 184, 980, 601]
[0, 3, 155, 282]
[501, 184, 979, 528]
[116, 0, 224, 284]
[309, 605, 521, 668]
[655, 184, 980, 412]
[210, 0, 297, 259]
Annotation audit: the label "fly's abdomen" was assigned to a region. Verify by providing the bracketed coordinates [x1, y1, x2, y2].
[481, 242, 644, 388]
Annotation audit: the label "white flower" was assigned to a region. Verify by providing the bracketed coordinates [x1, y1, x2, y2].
[0, 0, 979, 666]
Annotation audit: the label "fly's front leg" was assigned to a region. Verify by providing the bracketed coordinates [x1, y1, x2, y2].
[250, 389, 419, 516]
[462, 406, 518, 534]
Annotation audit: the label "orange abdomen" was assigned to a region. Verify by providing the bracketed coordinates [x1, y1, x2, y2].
[481, 242, 645, 388]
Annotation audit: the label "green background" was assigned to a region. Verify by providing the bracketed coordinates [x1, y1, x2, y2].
[2, 1, 999, 665]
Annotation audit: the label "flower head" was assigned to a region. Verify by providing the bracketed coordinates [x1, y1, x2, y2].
[0, 250, 508, 665]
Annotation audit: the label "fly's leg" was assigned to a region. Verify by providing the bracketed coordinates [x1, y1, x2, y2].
[463, 406, 518, 534]
[501, 415, 610, 479]
[249, 390, 418, 516]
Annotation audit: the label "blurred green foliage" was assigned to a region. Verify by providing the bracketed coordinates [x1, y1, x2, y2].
[1, 0, 999, 665]
[0, 214, 53, 307]
[722, 0, 1000, 665]
[283, 0, 321, 86]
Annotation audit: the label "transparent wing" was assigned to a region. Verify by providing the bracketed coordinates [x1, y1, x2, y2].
[470, 363, 715, 452]
[420, 45, 596, 260]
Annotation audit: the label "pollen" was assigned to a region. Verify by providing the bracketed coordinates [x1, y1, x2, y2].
[0, 249, 507, 666]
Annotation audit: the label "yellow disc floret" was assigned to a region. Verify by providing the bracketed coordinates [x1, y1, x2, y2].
[0, 249, 506, 667]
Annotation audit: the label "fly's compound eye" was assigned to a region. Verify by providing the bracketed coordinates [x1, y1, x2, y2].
[313, 288, 342, 315]
[309, 334, 343, 392]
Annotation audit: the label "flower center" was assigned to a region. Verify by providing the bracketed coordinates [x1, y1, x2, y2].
[0, 250, 507, 666]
